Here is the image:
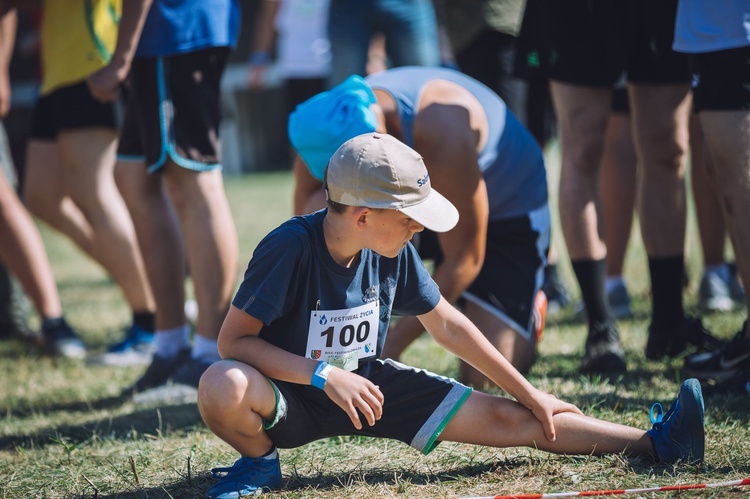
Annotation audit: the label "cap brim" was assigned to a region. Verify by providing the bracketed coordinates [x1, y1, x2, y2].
[399, 189, 459, 233]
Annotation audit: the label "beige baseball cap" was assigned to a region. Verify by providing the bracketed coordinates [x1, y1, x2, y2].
[326, 133, 459, 233]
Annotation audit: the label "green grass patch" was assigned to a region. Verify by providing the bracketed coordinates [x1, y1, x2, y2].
[1, 165, 748, 498]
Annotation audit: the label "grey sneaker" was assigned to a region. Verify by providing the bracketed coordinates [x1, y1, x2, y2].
[647, 378, 705, 463]
[42, 317, 86, 359]
[607, 281, 633, 320]
[699, 271, 735, 313]
[172, 357, 213, 387]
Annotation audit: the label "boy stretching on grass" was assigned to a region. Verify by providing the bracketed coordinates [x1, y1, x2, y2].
[198, 133, 705, 498]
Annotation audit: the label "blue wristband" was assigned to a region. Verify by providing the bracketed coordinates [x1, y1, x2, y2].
[248, 51, 270, 66]
[311, 361, 333, 390]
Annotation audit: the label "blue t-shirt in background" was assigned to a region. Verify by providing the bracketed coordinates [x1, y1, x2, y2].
[136, 0, 241, 58]
[232, 210, 441, 360]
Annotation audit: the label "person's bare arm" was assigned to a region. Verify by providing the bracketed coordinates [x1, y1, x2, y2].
[293, 155, 326, 215]
[86, 0, 152, 102]
[0, 7, 16, 117]
[420, 298, 582, 441]
[247, 0, 280, 89]
[383, 97, 488, 358]
[218, 305, 384, 430]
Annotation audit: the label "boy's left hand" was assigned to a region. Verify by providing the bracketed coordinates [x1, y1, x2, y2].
[525, 389, 584, 442]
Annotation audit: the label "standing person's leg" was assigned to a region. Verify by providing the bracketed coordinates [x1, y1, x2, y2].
[600, 93, 637, 320]
[681, 47, 750, 394]
[691, 110, 750, 391]
[56, 129, 157, 364]
[689, 115, 738, 312]
[0, 165, 86, 358]
[115, 160, 190, 392]
[121, 47, 239, 396]
[327, 0, 375, 85]
[376, 0, 440, 70]
[551, 81, 625, 373]
[163, 162, 239, 384]
[0, 135, 34, 342]
[23, 84, 157, 363]
[629, 82, 709, 359]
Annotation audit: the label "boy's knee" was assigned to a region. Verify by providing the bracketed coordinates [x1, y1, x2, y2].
[198, 360, 249, 412]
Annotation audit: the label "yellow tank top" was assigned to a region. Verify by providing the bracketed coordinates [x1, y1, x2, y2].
[40, 0, 121, 95]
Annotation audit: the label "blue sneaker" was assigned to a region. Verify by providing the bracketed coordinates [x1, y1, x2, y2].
[205, 454, 282, 498]
[646, 379, 705, 464]
[90, 324, 155, 366]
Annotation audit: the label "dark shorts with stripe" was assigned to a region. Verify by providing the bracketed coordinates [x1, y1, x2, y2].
[690, 46, 750, 112]
[263, 359, 472, 455]
[541, 0, 690, 87]
[30, 81, 119, 140]
[117, 46, 228, 173]
[414, 205, 550, 342]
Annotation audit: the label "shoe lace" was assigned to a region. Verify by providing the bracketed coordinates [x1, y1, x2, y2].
[649, 403, 664, 425]
[650, 395, 680, 428]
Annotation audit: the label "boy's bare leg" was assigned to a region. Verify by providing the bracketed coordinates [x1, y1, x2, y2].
[199, 360, 277, 457]
[199, 360, 653, 460]
[441, 391, 654, 457]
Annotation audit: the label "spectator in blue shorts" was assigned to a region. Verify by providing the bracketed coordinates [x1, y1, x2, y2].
[87, 0, 240, 399]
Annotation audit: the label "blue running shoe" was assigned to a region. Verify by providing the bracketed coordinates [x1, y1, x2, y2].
[90, 324, 155, 366]
[647, 378, 705, 464]
[205, 454, 282, 498]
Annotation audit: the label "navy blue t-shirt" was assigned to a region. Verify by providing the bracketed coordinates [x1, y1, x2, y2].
[232, 210, 441, 363]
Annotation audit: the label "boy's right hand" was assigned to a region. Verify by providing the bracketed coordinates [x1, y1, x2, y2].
[324, 367, 384, 430]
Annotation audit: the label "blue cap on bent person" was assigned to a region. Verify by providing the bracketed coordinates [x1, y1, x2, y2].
[288, 75, 378, 181]
[326, 133, 459, 233]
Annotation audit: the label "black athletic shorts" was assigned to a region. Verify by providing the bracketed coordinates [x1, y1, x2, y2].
[690, 46, 750, 112]
[117, 46, 228, 173]
[29, 81, 118, 140]
[263, 358, 472, 455]
[414, 206, 550, 342]
[541, 0, 690, 87]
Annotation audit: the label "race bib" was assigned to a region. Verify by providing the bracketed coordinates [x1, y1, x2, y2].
[305, 301, 378, 371]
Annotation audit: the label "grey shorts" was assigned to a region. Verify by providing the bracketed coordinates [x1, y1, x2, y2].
[263, 358, 472, 455]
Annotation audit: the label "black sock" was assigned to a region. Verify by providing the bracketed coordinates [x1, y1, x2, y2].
[133, 311, 156, 333]
[648, 255, 685, 330]
[571, 258, 614, 327]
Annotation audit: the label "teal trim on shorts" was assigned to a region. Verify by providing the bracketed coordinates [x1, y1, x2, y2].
[262, 377, 286, 430]
[146, 57, 223, 174]
[414, 384, 473, 455]
[117, 153, 145, 163]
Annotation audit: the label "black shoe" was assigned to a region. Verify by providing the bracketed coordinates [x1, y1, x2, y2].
[172, 357, 213, 388]
[703, 368, 750, 397]
[42, 317, 86, 359]
[646, 316, 725, 361]
[683, 325, 750, 382]
[124, 348, 191, 395]
[580, 322, 627, 374]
